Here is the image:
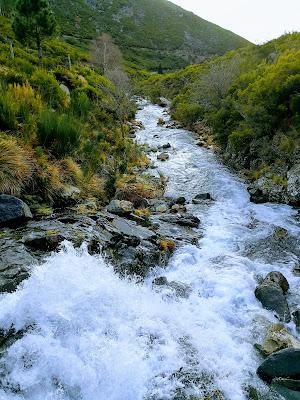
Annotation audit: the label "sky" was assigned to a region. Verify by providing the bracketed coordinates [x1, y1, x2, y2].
[171, 0, 300, 44]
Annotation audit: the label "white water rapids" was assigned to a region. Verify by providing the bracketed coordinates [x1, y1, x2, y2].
[0, 103, 299, 400]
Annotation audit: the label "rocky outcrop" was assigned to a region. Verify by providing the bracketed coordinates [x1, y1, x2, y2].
[0, 195, 32, 227]
[255, 272, 291, 322]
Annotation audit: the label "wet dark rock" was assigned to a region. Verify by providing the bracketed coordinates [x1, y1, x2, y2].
[0, 237, 35, 292]
[255, 281, 291, 322]
[264, 272, 290, 295]
[25, 235, 65, 252]
[157, 152, 169, 161]
[292, 310, 300, 332]
[159, 214, 200, 228]
[106, 200, 134, 216]
[192, 193, 212, 204]
[162, 143, 171, 149]
[272, 378, 300, 398]
[257, 348, 300, 383]
[0, 195, 32, 227]
[174, 197, 186, 205]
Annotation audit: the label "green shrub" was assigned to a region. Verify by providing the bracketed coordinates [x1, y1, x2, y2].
[172, 102, 203, 127]
[69, 90, 92, 118]
[0, 91, 17, 130]
[37, 111, 82, 158]
[31, 70, 67, 109]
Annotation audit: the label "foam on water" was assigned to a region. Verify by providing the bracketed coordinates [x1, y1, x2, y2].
[0, 103, 299, 400]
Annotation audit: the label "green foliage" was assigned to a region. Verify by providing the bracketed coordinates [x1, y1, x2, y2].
[37, 111, 82, 158]
[0, 89, 17, 130]
[69, 90, 92, 118]
[30, 69, 66, 108]
[143, 32, 300, 179]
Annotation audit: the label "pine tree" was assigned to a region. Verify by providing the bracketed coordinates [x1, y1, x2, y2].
[12, 0, 57, 62]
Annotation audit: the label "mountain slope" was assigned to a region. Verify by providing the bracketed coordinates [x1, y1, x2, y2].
[49, 0, 250, 70]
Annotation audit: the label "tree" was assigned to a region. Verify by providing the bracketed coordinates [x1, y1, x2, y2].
[192, 56, 241, 111]
[90, 33, 123, 75]
[12, 0, 57, 62]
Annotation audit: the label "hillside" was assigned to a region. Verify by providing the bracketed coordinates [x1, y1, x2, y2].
[142, 33, 300, 205]
[48, 0, 250, 70]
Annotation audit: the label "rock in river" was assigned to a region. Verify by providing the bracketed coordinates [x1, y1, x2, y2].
[0, 195, 32, 227]
[255, 272, 291, 322]
[157, 152, 169, 161]
[257, 348, 300, 383]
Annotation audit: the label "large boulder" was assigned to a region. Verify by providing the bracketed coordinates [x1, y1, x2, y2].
[0, 195, 32, 227]
[263, 272, 289, 294]
[255, 271, 291, 322]
[255, 280, 291, 323]
[257, 348, 300, 383]
[107, 200, 134, 216]
[287, 164, 300, 206]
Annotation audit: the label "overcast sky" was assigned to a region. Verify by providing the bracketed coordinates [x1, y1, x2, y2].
[171, 0, 300, 44]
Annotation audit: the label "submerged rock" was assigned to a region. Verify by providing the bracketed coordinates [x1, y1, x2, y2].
[152, 276, 192, 298]
[157, 152, 169, 161]
[257, 348, 300, 383]
[0, 195, 32, 227]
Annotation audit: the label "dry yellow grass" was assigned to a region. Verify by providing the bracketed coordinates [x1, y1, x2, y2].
[0, 136, 33, 195]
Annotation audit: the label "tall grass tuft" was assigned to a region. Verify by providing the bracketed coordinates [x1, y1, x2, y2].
[0, 136, 33, 195]
[37, 111, 82, 158]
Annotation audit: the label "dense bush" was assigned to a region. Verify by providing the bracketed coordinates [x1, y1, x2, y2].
[30, 69, 68, 108]
[37, 111, 82, 158]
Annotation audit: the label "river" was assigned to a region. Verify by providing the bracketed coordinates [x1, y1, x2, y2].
[0, 103, 299, 400]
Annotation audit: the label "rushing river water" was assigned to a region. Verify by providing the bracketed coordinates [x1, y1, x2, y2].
[0, 103, 299, 400]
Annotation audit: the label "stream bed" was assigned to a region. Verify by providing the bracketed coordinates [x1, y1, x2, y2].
[0, 103, 299, 400]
